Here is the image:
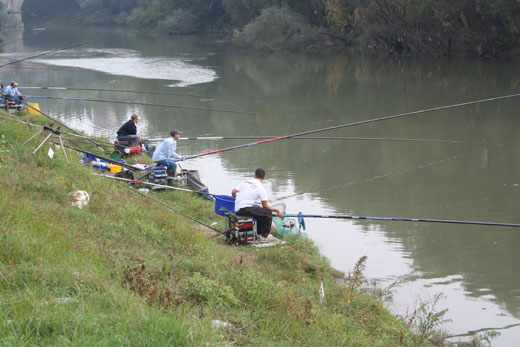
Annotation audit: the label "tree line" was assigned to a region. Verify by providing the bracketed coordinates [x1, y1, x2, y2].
[14, 0, 520, 57]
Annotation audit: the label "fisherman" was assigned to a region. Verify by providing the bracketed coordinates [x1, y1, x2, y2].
[116, 114, 143, 146]
[152, 129, 184, 176]
[231, 168, 284, 240]
[3, 81, 24, 106]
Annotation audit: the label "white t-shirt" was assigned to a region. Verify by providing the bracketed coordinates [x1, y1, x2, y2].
[234, 179, 268, 211]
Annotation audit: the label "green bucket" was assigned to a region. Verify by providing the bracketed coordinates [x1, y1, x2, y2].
[110, 152, 123, 160]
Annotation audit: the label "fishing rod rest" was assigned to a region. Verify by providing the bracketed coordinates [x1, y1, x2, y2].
[23, 122, 69, 163]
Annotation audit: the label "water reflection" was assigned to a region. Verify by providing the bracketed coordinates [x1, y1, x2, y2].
[2, 25, 520, 342]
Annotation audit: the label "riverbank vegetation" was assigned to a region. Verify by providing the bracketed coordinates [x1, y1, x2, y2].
[0, 114, 428, 345]
[13, 0, 520, 57]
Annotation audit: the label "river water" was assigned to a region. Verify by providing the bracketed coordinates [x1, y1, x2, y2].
[2, 25, 520, 345]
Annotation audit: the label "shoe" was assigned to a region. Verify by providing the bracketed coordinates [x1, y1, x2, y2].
[256, 235, 268, 242]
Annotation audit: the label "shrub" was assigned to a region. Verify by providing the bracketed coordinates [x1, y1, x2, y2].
[156, 10, 197, 35]
[234, 6, 323, 52]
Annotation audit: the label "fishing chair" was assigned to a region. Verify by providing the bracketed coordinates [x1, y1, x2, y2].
[2, 95, 24, 111]
[113, 139, 144, 158]
[224, 213, 257, 246]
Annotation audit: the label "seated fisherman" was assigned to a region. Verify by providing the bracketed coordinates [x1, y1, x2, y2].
[231, 168, 284, 240]
[116, 114, 143, 146]
[3, 81, 24, 105]
[152, 129, 184, 175]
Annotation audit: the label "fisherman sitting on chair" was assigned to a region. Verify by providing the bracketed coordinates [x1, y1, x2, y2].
[3, 81, 24, 107]
[152, 129, 184, 176]
[116, 114, 143, 146]
[231, 168, 284, 241]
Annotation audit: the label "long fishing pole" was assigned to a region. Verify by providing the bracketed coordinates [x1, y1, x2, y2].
[114, 180, 222, 234]
[0, 114, 114, 147]
[146, 135, 483, 145]
[182, 93, 520, 161]
[0, 34, 122, 69]
[21, 86, 242, 101]
[284, 213, 520, 228]
[58, 142, 146, 172]
[1, 65, 82, 72]
[23, 102, 106, 152]
[25, 95, 309, 120]
[93, 173, 197, 193]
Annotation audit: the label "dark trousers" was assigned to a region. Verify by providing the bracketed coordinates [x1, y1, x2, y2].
[117, 135, 140, 146]
[236, 206, 272, 237]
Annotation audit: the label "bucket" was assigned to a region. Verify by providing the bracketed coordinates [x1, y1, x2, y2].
[214, 195, 235, 216]
[110, 152, 123, 160]
[27, 103, 40, 116]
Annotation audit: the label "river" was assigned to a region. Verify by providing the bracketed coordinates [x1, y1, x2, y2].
[2, 25, 520, 345]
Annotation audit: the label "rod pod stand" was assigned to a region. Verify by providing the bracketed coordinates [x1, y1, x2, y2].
[23, 122, 69, 163]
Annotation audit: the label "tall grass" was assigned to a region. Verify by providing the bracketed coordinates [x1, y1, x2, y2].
[0, 114, 417, 345]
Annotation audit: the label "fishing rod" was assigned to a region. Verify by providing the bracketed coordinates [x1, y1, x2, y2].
[58, 142, 146, 172]
[92, 173, 196, 193]
[114, 180, 222, 234]
[23, 102, 106, 152]
[0, 113, 114, 147]
[0, 33, 122, 69]
[182, 93, 520, 161]
[146, 135, 483, 145]
[20, 86, 242, 101]
[284, 213, 520, 228]
[1, 65, 82, 72]
[25, 95, 309, 120]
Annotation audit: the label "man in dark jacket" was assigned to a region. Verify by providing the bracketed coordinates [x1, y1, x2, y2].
[117, 114, 142, 146]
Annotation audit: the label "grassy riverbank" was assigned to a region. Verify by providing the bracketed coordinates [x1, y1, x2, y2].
[0, 114, 419, 345]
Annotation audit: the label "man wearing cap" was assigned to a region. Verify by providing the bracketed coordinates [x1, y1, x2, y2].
[116, 114, 143, 146]
[152, 129, 184, 175]
[3, 81, 24, 106]
[231, 168, 284, 241]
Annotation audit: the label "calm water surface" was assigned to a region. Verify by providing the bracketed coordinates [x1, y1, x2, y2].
[2, 25, 520, 345]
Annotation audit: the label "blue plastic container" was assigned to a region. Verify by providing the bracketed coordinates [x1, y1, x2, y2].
[214, 195, 235, 216]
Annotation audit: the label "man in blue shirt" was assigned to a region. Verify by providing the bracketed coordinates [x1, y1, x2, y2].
[3, 81, 24, 105]
[152, 129, 184, 175]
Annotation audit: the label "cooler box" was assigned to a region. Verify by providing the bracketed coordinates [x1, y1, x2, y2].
[214, 195, 235, 216]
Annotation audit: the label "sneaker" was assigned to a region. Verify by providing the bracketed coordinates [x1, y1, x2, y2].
[256, 235, 268, 242]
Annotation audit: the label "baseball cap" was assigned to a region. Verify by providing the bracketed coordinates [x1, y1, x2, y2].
[11, 81, 18, 86]
[170, 129, 182, 136]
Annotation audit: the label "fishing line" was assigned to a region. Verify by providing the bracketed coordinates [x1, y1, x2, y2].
[113, 180, 222, 234]
[21, 86, 242, 102]
[0, 34, 123, 69]
[25, 95, 311, 120]
[182, 93, 520, 161]
[276, 150, 478, 200]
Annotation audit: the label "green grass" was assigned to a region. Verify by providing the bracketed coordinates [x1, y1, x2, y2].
[0, 114, 419, 346]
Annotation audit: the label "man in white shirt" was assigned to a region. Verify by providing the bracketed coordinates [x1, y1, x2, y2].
[231, 168, 283, 239]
